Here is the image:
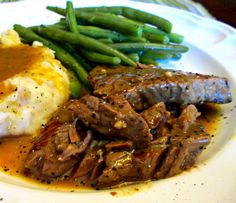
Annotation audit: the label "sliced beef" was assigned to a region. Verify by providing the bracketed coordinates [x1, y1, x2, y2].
[175, 104, 201, 132]
[58, 130, 92, 162]
[95, 105, 210, 189]
[24, 122, 77, 178]
[154, 105, 207, 179]
[73, 146, 104, 180]
[71, 94, 153, 143]
[105, 141, 134, 152]
[96, 149, 164, 189]
[95, 122, 210, 189]
[88, 66, 232, 110]
[24, 95, 212, 189]
[155, 123, 210, 179]
[24, 117, 93, 179]
[141, 102, 170, 129]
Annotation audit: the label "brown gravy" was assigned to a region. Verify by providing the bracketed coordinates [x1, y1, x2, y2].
[0, 104, 221, 190]
[0, 45, 45, 82]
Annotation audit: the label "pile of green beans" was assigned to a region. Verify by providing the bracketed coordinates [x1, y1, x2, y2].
[14, 1, 189, 99]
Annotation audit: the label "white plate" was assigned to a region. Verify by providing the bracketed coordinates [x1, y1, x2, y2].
[0, 0, 236, 202]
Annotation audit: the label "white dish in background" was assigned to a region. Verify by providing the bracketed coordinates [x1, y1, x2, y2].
[0, 0, 236, 202]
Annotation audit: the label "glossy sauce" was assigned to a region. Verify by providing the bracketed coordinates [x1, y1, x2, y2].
[0, 136, 33, 175]
[0, 104, 222, 191]
[0, 45, 47, 100]
[0, 135, 90, 190]
[0, 82, 17, 100]
[0, 45, 45, 82]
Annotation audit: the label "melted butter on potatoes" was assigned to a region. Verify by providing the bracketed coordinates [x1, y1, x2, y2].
[0, 30, 70, 137]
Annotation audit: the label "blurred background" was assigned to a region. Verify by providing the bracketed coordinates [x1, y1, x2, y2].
[194, 0, 236, 28]
[0, 0, 235, 28]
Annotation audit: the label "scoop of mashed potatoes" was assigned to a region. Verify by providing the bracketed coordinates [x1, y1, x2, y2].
[0, 30, 70, 137]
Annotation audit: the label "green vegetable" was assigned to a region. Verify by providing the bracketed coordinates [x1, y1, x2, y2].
[51, 21, 147, 43]
[65, 1, 78, 33]
[65, 1, 83, 97]
[36, 25, 137, 66]
[109, 42, 189, 53]
[13, 24, 90, 88]
[59, 43, 92, 71]
[143, 33, 170, 44]
[116, 17, 184, 44]
[142, 51, 182, 60]
[47, 6, 143, 37]
[172, 53, 182, 60]
[97, 38, 113, 44]
[50, 23, 66, 30]
[142, 24, 184, 44]
[141, 51, 173, 60]
[47, 5, 184, 43]
[127, 53, 139, 63]
[140, 55, 159, 66]
[80, 49, 121, 65]
[69, 71, 81, 98]
[140, 52, 182, 65]
[76, 25, 146, 42]
[20, 3, 189, 71]
[75, 6, 173, 33]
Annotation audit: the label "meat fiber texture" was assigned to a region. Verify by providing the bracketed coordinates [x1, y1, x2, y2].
[24, 96, 211, 189]
[23, 63, 233, 189]
[89, 66, 232, 110]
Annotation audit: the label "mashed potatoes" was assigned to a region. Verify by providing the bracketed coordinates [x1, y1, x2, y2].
[0, 30, 70, 137]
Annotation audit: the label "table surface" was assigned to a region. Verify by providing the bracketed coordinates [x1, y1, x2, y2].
[194, 0, 236, 28]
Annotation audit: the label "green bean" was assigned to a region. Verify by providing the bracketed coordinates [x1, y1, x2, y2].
[142, 24, 184, 44]
[167, 33, 184, 44]
[19, 37, 31, 44]
[13, 24, 90, 88]
[109, 42, 189, 53]
[142, 51, 182, 60]
[76, 25, 146, 42]
[140, 55, 159, 66]
[118, 17, 184, 44]
[141, 51, 182, 65]
[75, 7, 123, 15]
[127, 53, 139, 63]
[76, 6, 172, 33]
[64, 2, 92, 74]
[143, 33, 169, 44]
[52, 23, 147, 42]
[122, 6, 172, 33]
[122, 17, 184, 44]
[47, 6, 183, 43]
[69, 71, 81, 99]
[65, 1, 78, 33]
[36, 25, 137, 66]
[97, 38, 113, 44]
[28, 25, 39, 32]
[55, 18, 145, 41]
[50, 23, 66, 30]
[47, 6, 143, 37]
[80, 49, 121, 65]
[172, 53, 182, 60]
[34, 29, 92, 72]
[59, 43, 92, 71]
[141, 51, 173, 60]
